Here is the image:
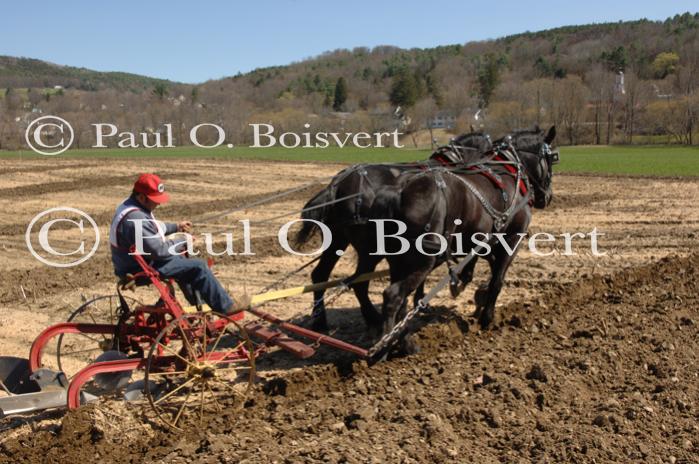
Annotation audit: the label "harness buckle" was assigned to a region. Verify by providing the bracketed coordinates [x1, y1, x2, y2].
[494, 216, 506, 231]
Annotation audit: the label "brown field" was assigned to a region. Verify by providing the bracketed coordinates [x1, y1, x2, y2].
[0, 157, 698, 463]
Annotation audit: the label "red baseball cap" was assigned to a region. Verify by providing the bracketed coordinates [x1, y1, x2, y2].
[133, 173, 170, 204]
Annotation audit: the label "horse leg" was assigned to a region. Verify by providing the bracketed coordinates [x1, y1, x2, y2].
[382, 280, 403, 339]
[309, 234, 350, 331]
[350, 253, 383, 329]
[450, 256, 478, 298]
[381, 255, 433, 355]
[413, 282, 427, 310]
[478, 247, 518, 329]
[397, 297, 422, 355]
[473, 284, 489, 318]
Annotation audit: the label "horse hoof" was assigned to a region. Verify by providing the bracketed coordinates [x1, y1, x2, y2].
[398, 336, 420, 355]
[449, 282, 465, 298]
[478, 313, 494, 330]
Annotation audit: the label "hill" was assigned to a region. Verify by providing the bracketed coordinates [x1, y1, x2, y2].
[199, 13, 698, 142]
[1, 12, 698, 150]
[0, 55, 179, 92]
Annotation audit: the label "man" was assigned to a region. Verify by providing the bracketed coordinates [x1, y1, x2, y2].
[110, 173, 243, 315]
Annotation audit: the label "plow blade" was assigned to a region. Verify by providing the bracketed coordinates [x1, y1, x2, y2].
[0, 388, 98, 418]
[0, 390, 67, 418]
[0, 357, 98, 418]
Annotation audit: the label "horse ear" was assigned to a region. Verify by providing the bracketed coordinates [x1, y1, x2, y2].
[534, 124, 540, 133]
[470, 124, 475, 133]
[545, 125, 556, 144]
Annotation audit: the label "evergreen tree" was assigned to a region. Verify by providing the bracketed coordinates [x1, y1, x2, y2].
[389, 69, 419, 108]
[333, 77, 347, 111]
[600, 46, 628, 71]
[477, 54, 502, 108]
[152, 83, 168, 101]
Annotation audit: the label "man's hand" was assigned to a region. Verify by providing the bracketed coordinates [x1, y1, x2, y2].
[177, 221, 193, 233]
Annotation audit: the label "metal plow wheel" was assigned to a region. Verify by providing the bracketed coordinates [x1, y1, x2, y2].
[144, 312, 255, 430]
[55, 295, 137, 381]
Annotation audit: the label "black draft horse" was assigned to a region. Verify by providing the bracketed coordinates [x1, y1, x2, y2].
[371, 126, 557, 354]
[448, 126, 558, 298]
[294, 132, 493, 331]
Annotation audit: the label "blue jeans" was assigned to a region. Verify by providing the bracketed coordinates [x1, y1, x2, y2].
[153, 256, 233, 313]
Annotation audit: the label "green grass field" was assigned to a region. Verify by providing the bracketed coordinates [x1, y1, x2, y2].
[555, 145, 699, 177]
[2, 144, 699, 177]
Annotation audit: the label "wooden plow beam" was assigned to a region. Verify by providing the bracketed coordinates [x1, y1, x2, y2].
[183, 269, 390, 313]
[250, 269, 389, 305]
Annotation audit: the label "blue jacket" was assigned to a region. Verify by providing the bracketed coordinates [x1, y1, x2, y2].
[109, 197, 186, 276]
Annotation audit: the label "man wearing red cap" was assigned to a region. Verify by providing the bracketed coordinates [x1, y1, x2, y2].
[110, 173, 239, 314]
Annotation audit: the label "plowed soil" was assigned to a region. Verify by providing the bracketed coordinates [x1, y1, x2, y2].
[0, 157, 697, 463]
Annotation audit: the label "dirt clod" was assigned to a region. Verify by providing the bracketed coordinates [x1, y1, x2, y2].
[525, 365, 548, 383]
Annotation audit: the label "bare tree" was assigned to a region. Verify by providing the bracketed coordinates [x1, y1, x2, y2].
[553, 76, 589, 145]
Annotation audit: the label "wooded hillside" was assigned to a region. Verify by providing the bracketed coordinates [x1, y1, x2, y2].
[1, 12, 698, 149]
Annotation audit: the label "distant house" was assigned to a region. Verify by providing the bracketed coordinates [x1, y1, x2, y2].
[652, 84, 672, 100]
[428, 111, 456, 129]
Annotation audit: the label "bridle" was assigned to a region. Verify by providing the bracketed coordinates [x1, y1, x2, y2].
[516, 141, 558, 200]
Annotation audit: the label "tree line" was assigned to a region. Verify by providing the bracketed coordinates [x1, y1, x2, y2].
[1, 13, 698, 150]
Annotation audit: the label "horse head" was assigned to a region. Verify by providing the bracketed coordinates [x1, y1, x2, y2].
[498, 126, 557, 209]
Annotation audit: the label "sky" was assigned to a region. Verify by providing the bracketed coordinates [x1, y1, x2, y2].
[1, 0, 697, 83]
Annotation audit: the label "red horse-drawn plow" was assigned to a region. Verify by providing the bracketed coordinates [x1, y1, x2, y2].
[1, 134, 552, 430]
[0, 248, 389, 430]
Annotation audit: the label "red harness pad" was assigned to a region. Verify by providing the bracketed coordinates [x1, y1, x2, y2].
[426, 151, 528, 197]
[491, 154, 528, 196]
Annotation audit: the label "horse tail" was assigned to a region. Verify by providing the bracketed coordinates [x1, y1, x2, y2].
[295, 187, 334, 245]
[369, 185, 402, 221]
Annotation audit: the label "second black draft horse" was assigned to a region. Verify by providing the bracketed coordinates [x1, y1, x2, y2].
[370, 126, 557, 354]
[295, 132, 493, 331]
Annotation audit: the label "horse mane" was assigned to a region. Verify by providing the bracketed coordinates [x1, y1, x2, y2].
[451, 131, 493, 154]
[452, 131, 488, 145]
[496, 127, 545, 154]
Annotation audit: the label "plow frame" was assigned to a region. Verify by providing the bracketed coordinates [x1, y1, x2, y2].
[9, 248, 378, 420]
